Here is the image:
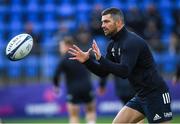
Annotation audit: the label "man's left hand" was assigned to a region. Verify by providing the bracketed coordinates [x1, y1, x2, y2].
[92, 40, 101, 60]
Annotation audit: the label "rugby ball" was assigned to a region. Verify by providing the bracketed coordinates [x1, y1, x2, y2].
[6, 33, 33, 61]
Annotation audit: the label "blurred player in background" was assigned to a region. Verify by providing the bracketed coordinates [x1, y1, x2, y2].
[98, 76, 135, 104]
[68, 7, 172, 123]
[53, 36, 96, 124]
[172, 64, 180, 85]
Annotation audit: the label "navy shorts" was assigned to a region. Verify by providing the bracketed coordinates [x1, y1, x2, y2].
[67, 90, 94, 104]
[126, 90, 173, 123]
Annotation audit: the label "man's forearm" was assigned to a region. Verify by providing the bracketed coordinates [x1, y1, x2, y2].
[98, 57, 129, 78]
[83, 58, 109, 77]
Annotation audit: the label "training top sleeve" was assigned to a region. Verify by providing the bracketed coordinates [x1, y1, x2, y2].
[53, 59, 64, 87]
[105, 42, 114, 60]
[98, 40, 140, 78]
[83, 58, 109, 77]
[175, 64, 180, 79]
[83, 43, 115, 77]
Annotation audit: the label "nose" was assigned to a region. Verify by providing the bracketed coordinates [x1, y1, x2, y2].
[101, 23, 105, 28]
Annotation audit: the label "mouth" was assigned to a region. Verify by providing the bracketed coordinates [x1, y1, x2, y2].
[103, 29, 108, 33]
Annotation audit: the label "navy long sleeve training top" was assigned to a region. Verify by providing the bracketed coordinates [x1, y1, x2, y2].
[84, 26, 168, 97]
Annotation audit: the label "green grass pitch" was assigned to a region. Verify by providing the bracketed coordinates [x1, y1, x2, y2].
[2, 115, 180, 123]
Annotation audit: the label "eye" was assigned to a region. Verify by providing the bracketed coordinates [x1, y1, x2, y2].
[102, 20, 110, 23]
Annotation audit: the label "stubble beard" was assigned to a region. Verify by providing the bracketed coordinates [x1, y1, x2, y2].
[104, 28, 118, 37]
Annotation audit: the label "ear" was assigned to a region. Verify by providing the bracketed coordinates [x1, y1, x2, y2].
[116, 19, 122, 27]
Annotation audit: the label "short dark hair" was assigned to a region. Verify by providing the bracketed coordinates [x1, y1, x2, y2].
[62, 36, 75, 46]
[101, 7, 124, 24]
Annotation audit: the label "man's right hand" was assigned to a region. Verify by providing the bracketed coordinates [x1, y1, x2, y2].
[68, 45, 92, 63]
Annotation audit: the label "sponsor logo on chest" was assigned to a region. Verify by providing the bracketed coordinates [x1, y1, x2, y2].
[111, 47, 121, 56]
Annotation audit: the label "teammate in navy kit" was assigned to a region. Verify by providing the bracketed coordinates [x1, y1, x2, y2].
[98, 76, 135, 104]
[68, 8, 172, 123]
[173, 64, 180, 85]
[53, 37, 96, 124]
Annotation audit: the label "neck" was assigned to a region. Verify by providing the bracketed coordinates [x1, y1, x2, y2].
[111, 24, 124, 37]
[117, 24, 124, 33]
[111, 25, 126, 41]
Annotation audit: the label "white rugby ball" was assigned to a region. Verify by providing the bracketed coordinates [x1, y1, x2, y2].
[6, 33, 33, 61]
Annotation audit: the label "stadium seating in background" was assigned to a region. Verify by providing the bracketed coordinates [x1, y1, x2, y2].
[6, 60, 22, 78]
[162, 52, 178, 73]
[57, 2, 75, 17]
[94, 36, 108, 56]
[41, 54, 59, 78]
[0, 54, 5, 77]
[177, 0, 180, 8]
[24, 55, 40, 78]
[0, 0, 179, 82]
